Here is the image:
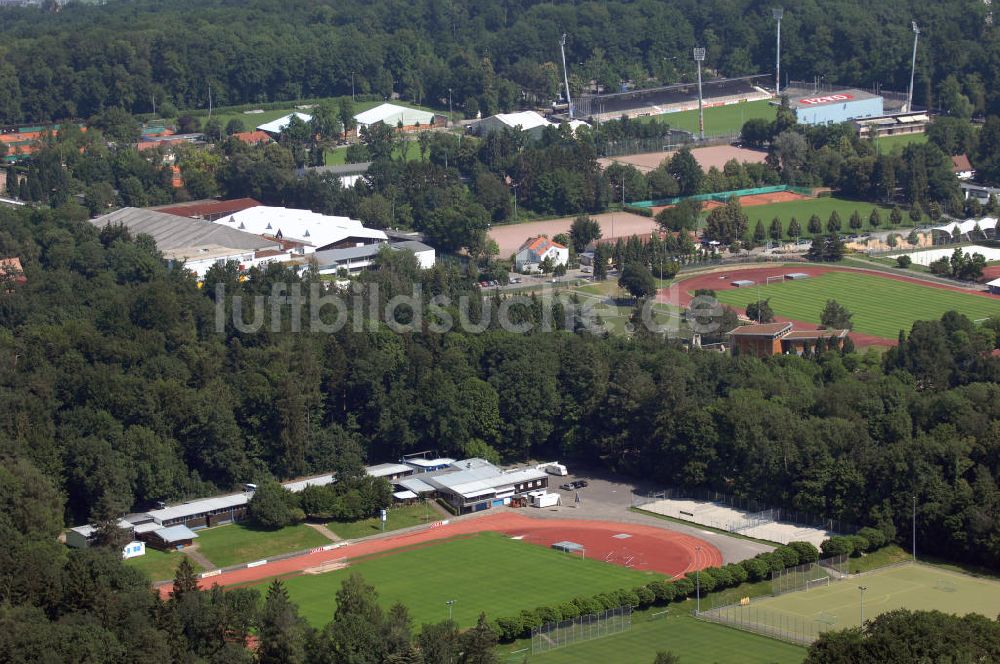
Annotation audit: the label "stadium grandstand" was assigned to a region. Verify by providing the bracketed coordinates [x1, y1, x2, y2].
[574, 75, 771, 121]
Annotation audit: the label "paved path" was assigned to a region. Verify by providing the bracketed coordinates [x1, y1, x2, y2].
[304, 522, 342, 542]
[183, 544, 217, 571]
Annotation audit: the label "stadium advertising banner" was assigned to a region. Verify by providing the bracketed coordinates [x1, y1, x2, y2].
[798, 94, 854, 105]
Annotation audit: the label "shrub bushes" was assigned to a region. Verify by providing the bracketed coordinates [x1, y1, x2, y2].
[821, 535, 856, 558]
[491, 538, 850, 642]
[856, 527, 887, 551]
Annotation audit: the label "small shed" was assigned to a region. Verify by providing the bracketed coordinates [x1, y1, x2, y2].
[393, 490, 419, 504]
[731, 279, 755, 288]
[986, 277, 1000, 295]
[551, 540, 585, 558]
[785, 273, 810, 280]
[149, 525, 199, 550]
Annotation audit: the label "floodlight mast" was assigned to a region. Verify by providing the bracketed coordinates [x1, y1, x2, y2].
[693, 47, 706, 140]
[560, 34, 573, 119]
[773, 8, 784, 97]
[907, 21, 920, 112]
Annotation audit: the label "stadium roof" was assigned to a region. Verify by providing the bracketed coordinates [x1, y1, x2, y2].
[90, 208, 277, 258]
[354, 103, 435, 127]
[256, 112, 313, 134]
[281, 473, 336, 492]
[932, 218, 998, 235]
[393, 490, 418, 500]
[217, 206, 387, 250]
[786, 88, 879, 110]
[784, 329, 849, 340]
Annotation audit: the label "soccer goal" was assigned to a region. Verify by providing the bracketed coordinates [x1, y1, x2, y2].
[765, 275, 785, 286]
[804, 577, 830, 591]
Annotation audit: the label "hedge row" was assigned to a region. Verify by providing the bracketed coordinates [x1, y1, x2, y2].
[820, 526, 889, 559]
[489, 540, 821, 642]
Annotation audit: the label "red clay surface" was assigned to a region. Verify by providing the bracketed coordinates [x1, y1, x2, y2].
[663, 265, 998, 347]
[980, 265, 1000, 282]
[701, 190, 809, 211]
[161, 513, 719, 597]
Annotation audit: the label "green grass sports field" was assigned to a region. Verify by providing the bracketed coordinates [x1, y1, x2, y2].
[638, 100, 776, 136]
[712, 271, 1000, 339]
[195, 523, 330, 568]
[125, 548, 202, 582]
[327, 502, 440, 540]
[703, 563, 1000, 639]
[279, 532, 659, 628]
[736, 196, 898, 238]
[503, 611, 804, 664]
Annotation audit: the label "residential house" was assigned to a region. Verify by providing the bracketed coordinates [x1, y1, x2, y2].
[515, 236, 569, 272]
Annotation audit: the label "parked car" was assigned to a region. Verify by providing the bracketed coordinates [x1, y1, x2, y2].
[559, 483, 574, 491]
[572, 479, 588, 488]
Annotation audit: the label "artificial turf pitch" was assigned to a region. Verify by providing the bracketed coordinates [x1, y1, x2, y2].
[279, 532, 660, 628]
[712, 271, 1000, 339]
[703, 563, 1000, 638]
[505, 611, 804, 664]
[637, 100, 777, 136]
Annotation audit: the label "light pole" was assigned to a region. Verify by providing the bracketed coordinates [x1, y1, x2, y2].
[773, 8, 784, 96]
[560, 34, 573, 119]
[858, 586, 868, 625]
[693, 48, 706, 141]
[695, 545, 702, 615]
[912, 495, 917, 562]
[446, 599, 456, 621]
[512, 181, 518, 221]
[351, 71, 355, 102]
[448, 88, 453, 123]
[906, 21, 920, 112]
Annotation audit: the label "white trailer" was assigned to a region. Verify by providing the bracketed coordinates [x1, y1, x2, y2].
[528, 491, 561, 508]
[536, 462, 568, 476]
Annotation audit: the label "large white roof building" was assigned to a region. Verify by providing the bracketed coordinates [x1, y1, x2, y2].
[216, 206, 387, 254]
[354, 103, 436, 129]
[475, 111, 555, 140]
[256, 112, 313, 135]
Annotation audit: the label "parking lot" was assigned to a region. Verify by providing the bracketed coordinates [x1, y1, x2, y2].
[530, 466, 774, 565]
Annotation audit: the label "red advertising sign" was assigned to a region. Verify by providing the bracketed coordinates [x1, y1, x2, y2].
[799, 94, 854, 105]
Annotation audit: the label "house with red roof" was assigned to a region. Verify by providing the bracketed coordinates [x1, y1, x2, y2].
[231, 130, 272, 146]
[1, 257, 26, 290]
[951, 154, 975, 181]
[515, 236, 569, 272]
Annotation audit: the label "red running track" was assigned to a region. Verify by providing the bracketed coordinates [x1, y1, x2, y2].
[161, 513, 720, 597]
[663, 265, 998, 347]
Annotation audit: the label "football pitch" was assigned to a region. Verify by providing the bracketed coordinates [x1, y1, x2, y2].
[506, 612, 804, 664]
[701, 563, 1000, 641]
[278, 532, 659, 628]
[712, 271, 1000, 339]
[735, 196, 898, 238]
[642, 100, 776, 136]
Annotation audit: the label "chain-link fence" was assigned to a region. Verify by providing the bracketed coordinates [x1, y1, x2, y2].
[698, 603, 821, 646]
[530, 606, 632, 654]
[771, 554, 849, 596]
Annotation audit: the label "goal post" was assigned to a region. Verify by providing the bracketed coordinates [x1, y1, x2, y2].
[765, 275, 785, 285]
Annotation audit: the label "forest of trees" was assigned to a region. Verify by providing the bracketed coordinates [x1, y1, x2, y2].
[2, 206, 1000, 572]
[0, 0, 999, 124]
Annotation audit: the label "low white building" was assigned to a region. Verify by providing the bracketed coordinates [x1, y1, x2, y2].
[474, 111, 554, 141]
[216, 206, 388, 255]
[256, 112, 313, 136]
[515, 236, 569, 272]
[354, 103, 436, 130]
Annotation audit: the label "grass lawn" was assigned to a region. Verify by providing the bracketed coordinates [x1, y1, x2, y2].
[637, 100, 777, 137]
[280, 532, 659, 628]
[124, 548, 202, 582]
[327, 502, 440, 540]
[705, 563, 1000, 638]
[734, 196, 898, 238]
[502, 611, 804, 664]
[849, 544, 911, 574]
[195, 523, 330, 569]
[324, 140, 423, 166]
[870, 132, 927, 154]
[712, 271, 1000, 339]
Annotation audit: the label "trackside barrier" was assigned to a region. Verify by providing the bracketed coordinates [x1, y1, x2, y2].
[630, 185, 793, 209]
[200, 569, 221, 579]
[246, 560, 267, 568]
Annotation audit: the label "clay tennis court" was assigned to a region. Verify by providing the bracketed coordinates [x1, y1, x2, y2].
[700, 189, 809, 211]
[598, 145, 767, 173]
[161, 512, 719, 596]
[489, 211, 657, 257]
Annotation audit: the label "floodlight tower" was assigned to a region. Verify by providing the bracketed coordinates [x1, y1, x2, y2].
[560, 34, 573, 119]
[906, 21, 920, 112]
[773, 8, 784, 96]
[693, 47, 706, 140]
